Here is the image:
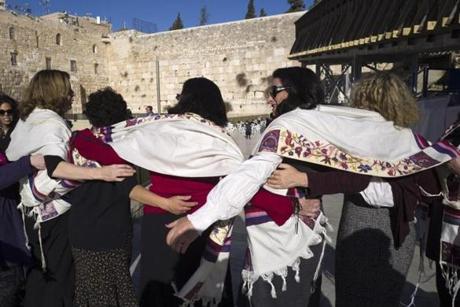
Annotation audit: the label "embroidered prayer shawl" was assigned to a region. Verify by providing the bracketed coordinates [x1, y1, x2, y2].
[436, 121, 460, 304]
[251, 106, 460, 301]
[6, 109, 77, 224]
[255, 105, 458, 176]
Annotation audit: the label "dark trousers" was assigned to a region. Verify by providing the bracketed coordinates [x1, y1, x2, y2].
[24, 212, 74, 307]
[140, 213, 211, 307]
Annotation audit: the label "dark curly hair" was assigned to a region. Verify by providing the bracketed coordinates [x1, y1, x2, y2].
[167, 78, 228, 127]
[272, 67, 325, 117]
[84, 87, 128, 127]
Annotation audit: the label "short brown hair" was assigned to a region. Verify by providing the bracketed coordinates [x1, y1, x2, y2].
[20, 70, 73, 120]
[351, 72, 419, 127]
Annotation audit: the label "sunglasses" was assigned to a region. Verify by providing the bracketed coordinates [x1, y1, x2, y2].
[176, 93, 182, 101]
[270, 85, 288, 98]
[0, 109, 13, 116]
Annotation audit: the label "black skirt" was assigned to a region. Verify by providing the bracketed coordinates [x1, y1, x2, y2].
[72, 247, 138, 307]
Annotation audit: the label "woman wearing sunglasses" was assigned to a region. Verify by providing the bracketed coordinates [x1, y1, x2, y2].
[0, 94, 18, 152]
[0, 93, 31, 307]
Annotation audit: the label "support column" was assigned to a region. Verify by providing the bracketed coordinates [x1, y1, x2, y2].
[351, 56, 362, 81]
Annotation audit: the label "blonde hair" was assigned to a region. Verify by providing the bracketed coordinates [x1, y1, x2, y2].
[20, 70, 73, 120]
[350, 72, 419, 127]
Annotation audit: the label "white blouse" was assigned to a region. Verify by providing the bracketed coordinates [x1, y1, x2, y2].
[188, 151, 282, 231]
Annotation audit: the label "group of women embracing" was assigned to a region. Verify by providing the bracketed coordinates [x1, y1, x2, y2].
[0, 66, 459, 307]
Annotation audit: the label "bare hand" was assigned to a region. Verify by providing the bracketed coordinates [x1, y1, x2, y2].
[96, 164, 136, 182]
[164, 195, 198, 215]
[30, 155, 45, 170]
[299, 198, 321, 218]
[267, 163, 308, 189]
[166, 217, 199, 254]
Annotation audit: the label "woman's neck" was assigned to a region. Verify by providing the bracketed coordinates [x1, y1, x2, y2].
[1, 125, 9, 134]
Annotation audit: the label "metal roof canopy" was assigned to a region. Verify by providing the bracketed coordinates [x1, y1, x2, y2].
[290, 0, 460, 69]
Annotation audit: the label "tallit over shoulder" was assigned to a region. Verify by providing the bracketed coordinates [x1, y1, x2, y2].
[106, 113, 244, 177]
[255, 105, 459, 178]
[6, 108, 71, 160]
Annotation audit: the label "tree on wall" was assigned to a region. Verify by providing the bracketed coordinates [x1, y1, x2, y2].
[199, 5, 209, 26]
[259, 8, 267, 17]
[169, 13, 184, 30]
[287, 0, 305, 12]
[245, 0, 256, 19]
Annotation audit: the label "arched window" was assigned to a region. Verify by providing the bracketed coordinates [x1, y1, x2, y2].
[56, 33, 62, 45]
[92, 44, 97, 54]
[9, 27, 15, 40]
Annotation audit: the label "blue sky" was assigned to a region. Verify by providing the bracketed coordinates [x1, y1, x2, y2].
[8, 0, 312, 32]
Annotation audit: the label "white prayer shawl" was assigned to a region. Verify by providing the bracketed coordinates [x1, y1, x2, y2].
[242, 213, 328, 298]
[6, 108, 73, 224]
[255, 105, 459, 210]
[255, 105, 456, 176]
[242, 106, 459, 298]
[102, 114, 244, 305]
[107, 113, 244, 177]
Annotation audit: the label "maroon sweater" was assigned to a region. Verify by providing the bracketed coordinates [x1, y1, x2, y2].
[145, 171, 294, 226]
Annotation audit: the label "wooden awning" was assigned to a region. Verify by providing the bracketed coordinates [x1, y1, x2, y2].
[290, 0, 460, 64]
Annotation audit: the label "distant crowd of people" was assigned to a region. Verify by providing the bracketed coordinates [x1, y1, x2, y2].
[226, 118, 268, 139]
[0, 67, 459, 307]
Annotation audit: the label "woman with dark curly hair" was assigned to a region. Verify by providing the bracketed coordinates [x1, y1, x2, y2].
[41, 87, 198, 307]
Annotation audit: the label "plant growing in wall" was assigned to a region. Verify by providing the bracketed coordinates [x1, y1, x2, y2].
[236, 73, 248, 87]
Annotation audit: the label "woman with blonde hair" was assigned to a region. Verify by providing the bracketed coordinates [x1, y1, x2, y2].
[264, 72, 435, 306]
[165, 70, 458, 307]
[5, 70, 135, 307]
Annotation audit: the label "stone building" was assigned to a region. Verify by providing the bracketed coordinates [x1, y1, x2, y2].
[0, 5, 302, 117]
[0, 9, 111, 114]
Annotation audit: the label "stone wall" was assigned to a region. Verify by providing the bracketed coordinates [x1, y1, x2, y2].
[108, 13, 303, 116]
[0, 10, 111, 113]
[0, 10, 303, 117]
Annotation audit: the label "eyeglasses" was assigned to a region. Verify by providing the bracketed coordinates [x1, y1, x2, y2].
[0, 109, 13, 116]
[270, 85, 288, 98]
